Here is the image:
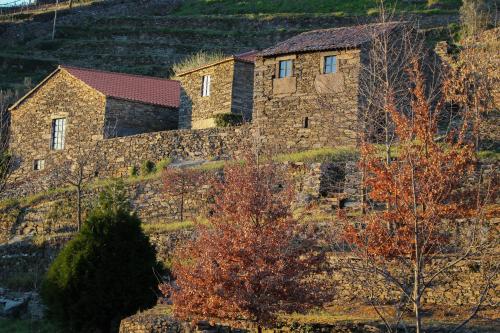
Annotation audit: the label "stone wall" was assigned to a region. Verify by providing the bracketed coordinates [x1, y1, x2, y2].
[177, 60, 236, 129]
[231, 61, 254, 122]
[96, 125, 253, 178]
[253, 49, 359, 154]
[105, 98, 179, 137]
[5, 124, 253, 197]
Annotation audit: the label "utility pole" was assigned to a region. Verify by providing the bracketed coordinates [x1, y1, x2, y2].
[52, 0, 59, 40]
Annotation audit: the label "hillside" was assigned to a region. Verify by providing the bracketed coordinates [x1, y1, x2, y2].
[0, 0, 461, 91]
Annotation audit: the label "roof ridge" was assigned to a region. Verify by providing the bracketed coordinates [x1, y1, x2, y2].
[298, 21, 401, 35]
[60, 65, 179, 83]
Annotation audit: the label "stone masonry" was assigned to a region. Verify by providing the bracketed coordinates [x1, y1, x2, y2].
[253, 49, 359, 154]
[176, 56, 254, 129]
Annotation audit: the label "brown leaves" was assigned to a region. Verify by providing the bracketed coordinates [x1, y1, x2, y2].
[350, 58, 479, 260]
[163, 156, 332, 327]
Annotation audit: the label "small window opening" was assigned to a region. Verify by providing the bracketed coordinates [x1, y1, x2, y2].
[202, 75, 211, 96]
[34, 159, 45, 171]
[303, 117, 309, 128]
[279, 60, 293, 78]
[323, 55, 337, 74]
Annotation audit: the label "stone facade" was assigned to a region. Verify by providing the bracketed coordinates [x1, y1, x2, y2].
[253, 49, 359, 154]
[177, 58, 254, 129]
[9, 69, 107, 187]
[105, 98, 178, 137]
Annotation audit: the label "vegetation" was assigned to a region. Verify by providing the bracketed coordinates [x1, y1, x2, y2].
[163, 168, 204, 221]
[40, 182, 158, 332]
[172, 50, 226, 75]
[156, 157, 173, 171]
[141, 160, 156, 176]
[274, 146, 358, 163]
[342, 60, 497, 332]
[0, 319, 62, 333]
[174, 0, 462, 16]
[214, 113, 243, 127]
[161, 156, 332, 330]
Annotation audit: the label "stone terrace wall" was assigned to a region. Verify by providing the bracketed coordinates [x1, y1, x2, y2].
[97, 125, 253, 178]
[5, 125, 253, 197]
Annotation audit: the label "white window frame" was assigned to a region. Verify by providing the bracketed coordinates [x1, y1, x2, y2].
[202, 75, 211, 97]
[51, 118, 66, 150]
[278, 60, 293, 78]
[323, 55, 337, 74]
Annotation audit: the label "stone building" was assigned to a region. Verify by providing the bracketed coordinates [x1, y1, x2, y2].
[175, 51, 257, 129]
[253, 23, 400, 153]
[8, 65, 180, 187]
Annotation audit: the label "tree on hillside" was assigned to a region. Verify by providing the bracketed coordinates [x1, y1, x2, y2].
[161, 157, 332, 332]
[163, 167, 204, 222]
[41, 181, 158, 332]
[341, 59, 498, 333]
[53, 119, 116, 231]
[460, 0, 496, 37]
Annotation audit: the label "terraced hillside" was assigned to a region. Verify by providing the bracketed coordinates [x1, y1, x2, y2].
[0, 0, 460, 91]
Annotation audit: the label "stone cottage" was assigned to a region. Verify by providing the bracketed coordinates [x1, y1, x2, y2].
[175, 51, 257, 129]
[253, 22, 401, 153]
[8, 65, 180, 187]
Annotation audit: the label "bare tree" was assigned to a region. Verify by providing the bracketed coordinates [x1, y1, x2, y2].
[0, 89, 15, 192]
[53, 120, 116, 231]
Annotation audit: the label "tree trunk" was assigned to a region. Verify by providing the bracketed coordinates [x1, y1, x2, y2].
[257, 326, 262, 333]
[180, 192, 184, 222]
[69, 0, 73, 9]
[77, 185, 82, 231]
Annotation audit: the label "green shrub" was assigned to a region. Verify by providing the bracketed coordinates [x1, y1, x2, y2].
[141, 160, 156, 176]
[40, 185, 157, 332]
[128, 165, 139, 177]
[156, 158, 173, 171]
[214, 113, 243, 127]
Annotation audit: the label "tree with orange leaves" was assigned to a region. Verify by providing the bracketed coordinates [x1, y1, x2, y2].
[161, 157, 332, 332]
[343, 59, 497, 333]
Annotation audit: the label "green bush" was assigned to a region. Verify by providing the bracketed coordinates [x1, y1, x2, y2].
[128, 165, 139, 177]
[214, 113, 244, 127]
[141, 160, 156, 176]
[40, 185, 158, 332]
[156, 158, 173, 171]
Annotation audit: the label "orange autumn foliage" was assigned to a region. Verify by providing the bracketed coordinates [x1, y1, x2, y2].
[344, 59, 478, 260]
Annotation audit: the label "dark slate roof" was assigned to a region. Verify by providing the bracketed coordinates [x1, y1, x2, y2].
[234, 50, 260, 63]
[62, 66, 180, 108]
[261, 22, 401, 57]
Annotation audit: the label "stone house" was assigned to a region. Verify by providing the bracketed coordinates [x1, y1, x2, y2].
[8, 65, 180, 187]
[175, 51, 257, 129]
[253, 22, 400, 153]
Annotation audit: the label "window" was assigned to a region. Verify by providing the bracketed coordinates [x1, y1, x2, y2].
[323, 55, 337, 74]
[279, 60, 293, 78]
[34, 159, 45, 171]
[202, 75, 211, 96]
[303, 117, 309, 128]
[51, 118, 66, 150]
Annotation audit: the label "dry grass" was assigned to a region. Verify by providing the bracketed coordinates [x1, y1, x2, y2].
[172, 50, 227, 75]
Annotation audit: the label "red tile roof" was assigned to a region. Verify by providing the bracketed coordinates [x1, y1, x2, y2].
[261, 22, 401, 57]
[62, 66, 180, 108]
